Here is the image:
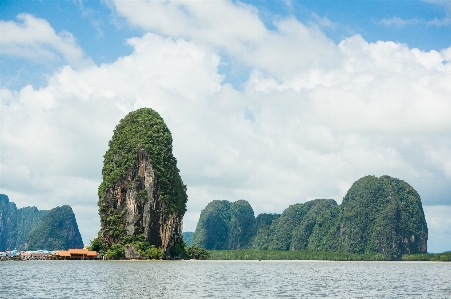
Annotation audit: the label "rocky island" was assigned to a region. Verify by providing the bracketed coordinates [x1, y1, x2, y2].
[0, 194, 83, 251]
[96, 108, 188, 259]
[192, 175, 428, 260]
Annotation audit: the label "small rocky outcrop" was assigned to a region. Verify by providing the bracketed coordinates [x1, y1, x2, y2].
[124, 244, 141, 259]
[98, 108, 187, 257]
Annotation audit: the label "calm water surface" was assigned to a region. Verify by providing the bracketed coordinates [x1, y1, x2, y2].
[1, 260, 450, 298]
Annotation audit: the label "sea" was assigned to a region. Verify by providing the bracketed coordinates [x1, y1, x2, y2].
[1, 260, 450, 298]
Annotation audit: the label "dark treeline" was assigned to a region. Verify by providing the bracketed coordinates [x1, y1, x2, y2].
[207, 250, 451, 261]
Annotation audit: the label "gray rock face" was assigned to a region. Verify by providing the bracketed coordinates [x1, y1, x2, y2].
[100, 149, 183, 254]
[124, 244, 141, 259]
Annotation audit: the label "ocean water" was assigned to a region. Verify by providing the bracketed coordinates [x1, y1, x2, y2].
[1, 260, 450, 298]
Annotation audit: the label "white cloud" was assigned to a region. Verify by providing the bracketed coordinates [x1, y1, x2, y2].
[423, 205, 451, 252]
[378, 0, 451, 28]
[427, 146, 451, 179]
[422, 0, 451, 12]
[377, 16, 451, 28]
[0, 13, 93, 68]
[377, 17, 420, 27]
[111, 0, 340, 78]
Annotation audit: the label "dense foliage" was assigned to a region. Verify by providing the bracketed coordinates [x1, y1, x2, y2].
[187, 246, 210, 260]
[251, 213, 280, 250]
[228, 200, 257, 249]
[338, 175, 428, 260]
[193, 175, 429, 260]
[402, 252, 451, 261]
[131, 241, 163, 259]
[98, 108, 187, 216]
[105, 244, 125, 259]
[191, 200, 256, 250]
[191, 200, 231, 249]
[265, 199, 338, 251]
[26, 205, 84, 250]
[0, 194, 77, 251]
[88, 234, 108, 252]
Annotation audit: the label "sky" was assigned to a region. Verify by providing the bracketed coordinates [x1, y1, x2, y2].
[0, 0, 450, 253]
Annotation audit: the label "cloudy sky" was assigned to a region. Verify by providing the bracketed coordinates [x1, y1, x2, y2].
[1, 0, 450, 252]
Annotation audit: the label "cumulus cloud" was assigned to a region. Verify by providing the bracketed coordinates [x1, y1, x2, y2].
[1, 1, 450, 251]
[111, 0, 339, 78]
[0, 13, 93, 68]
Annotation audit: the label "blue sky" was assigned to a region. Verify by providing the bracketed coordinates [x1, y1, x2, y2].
[1, 0, 450, 252]
[2, 0, 450, 89]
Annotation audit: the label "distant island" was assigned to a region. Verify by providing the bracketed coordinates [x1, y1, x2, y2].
[191, 175, 429, 260]
[0, 194, 83, 251]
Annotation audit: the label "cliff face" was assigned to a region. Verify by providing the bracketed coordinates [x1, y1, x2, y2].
[100, 149, 183, 253]
[98, 108, 187, 257]
[26, 205, 83, 250]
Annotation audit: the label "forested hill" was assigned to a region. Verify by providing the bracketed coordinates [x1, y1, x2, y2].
[0, 194, 83, 250]
[26, 205, 84, 250]
[191, 175, 428, 260]
[191, 200, 256, 250]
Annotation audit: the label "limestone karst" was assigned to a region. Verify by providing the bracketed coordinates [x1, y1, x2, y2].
[192, 175, 428, 260]
[0, 194, 83, 251]
[97, 108, 187, 258]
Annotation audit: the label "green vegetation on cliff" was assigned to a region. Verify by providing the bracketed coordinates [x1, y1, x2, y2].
[191, 200, 256, 250]
[251, 213, 280, 250]
[0, 195, 48, 251]
[99, 108, 187, 216]
[265, 199, 338, 251]
[97, 108, 188, 258]
[337, 175, 428, 260]
[26, 205, 83, 250]
[0, 195, 83, 251]
[192, 175, 428, 260]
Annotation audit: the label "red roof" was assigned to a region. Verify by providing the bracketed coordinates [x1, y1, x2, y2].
[68, 249, 89, 255]
[55, 251, 71, 257]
